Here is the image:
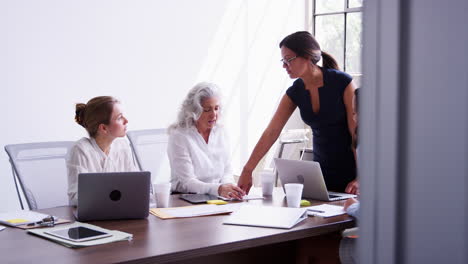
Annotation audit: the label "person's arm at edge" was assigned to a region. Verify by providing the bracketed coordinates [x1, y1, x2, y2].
[343, 82, 359, 194]
[66, 144, 89, 206]
[237, 95, 296, 193]
[344, 198, 360, 221]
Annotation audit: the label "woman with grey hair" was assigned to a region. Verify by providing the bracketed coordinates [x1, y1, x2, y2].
[167, 82, 245, 199]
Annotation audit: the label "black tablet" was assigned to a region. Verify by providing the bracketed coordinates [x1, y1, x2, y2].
[179, 194, 220, 204]
[45, 226, 112, 242]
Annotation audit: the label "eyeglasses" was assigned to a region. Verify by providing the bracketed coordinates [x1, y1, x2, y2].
[27, 215, 56, 227]
[280, 56, 297, 66]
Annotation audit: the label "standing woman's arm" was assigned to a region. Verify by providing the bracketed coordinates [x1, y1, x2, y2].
[344, 82, 357, 145]
[343, 82, 359, 194]
[237, 95, 297, 193]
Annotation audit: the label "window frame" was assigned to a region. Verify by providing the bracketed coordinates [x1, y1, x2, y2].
[311, 0, 363, 75]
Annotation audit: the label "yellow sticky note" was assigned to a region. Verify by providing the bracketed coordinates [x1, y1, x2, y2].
[207, 200, 228, 205]
[6, 219, 29, 224]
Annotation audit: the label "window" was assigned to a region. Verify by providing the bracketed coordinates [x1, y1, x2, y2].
[312, 0, 363, 87]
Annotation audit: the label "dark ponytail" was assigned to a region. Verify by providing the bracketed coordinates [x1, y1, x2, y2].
[280, 31, 340, 70]
[321, 51, 339, 70]
[75, 103, 87, 127]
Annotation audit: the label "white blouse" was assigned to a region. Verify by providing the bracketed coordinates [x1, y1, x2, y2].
[167, 126, 234, 196]
[66, 137, 138, 206]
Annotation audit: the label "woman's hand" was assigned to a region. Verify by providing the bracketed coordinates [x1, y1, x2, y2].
[345, 179, 360, 195]
[237, 168, 253, 194]
[218, 184, 245, 200]
[343, 198, 359, 211]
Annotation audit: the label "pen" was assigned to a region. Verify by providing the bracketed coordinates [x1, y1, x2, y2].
[307, 209, 325, 213]
[26, 216, 56, 227]
[27, 220, 45, 227]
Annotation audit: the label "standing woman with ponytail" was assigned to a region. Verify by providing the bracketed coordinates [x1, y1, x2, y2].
[67, 96, 138, 206]
[238, 31, 358, 195]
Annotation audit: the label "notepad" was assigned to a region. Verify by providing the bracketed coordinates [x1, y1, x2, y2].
[223, 205, 308, 229]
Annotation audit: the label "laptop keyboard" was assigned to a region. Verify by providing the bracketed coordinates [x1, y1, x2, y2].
[328, 194, 340, 199]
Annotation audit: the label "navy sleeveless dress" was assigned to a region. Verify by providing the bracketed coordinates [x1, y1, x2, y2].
[286, 67, 356, 192]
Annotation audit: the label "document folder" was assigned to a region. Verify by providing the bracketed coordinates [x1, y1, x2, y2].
[150, 204, 240, 219]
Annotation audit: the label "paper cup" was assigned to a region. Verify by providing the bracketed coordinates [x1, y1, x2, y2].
[153, 183, 171, 208]
[260, 171, 275, 196]
[284, 183, 303, 208]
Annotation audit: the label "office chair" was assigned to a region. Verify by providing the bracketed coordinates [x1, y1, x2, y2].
[274, 129, 310, 186]
[127, 129, 170, 184]
[4, 141, 75, 210]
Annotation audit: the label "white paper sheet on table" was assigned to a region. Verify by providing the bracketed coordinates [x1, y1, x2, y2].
[305, 204, 346, 217]
[219, 194, 264, 201]
[223, 205, 307, 229]
[242, 194, 264, 200]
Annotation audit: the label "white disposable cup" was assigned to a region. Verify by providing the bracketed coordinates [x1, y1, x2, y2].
[284, 183, 303, 208]
[153, 183, 171, 208]
[260, 171, 275, 196]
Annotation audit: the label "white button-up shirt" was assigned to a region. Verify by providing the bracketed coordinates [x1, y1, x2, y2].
[167, 126, 234, 196]
[66, 137, 138, 206]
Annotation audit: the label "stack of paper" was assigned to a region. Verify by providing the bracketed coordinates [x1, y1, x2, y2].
[28, 222, 132, 248]
[305, 204, 346, 217]
[223, 205, 307, 229]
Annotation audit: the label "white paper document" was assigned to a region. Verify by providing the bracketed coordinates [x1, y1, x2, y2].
[223, 205, 308, 229]
[0, 226, 6, 231]
[306, 204, 345, 217]
[219, 194, 264, 201]
[241, 194, 264, 200]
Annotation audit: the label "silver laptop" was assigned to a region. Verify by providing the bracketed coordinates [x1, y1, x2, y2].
[274, 158, 356, 201]
[75, 171, 151, 221]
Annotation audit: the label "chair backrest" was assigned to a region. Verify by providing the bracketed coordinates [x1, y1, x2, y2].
[127, 129, 170, 184]
[4, 141, 75, 210]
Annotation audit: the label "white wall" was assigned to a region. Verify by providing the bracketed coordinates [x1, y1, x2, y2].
[0, 0, 306, 212]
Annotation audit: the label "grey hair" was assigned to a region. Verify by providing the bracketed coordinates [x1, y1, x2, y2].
[169, 82, 222, 131]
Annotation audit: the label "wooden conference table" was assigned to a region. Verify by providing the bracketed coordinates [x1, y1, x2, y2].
[1, 188, 355, 264]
